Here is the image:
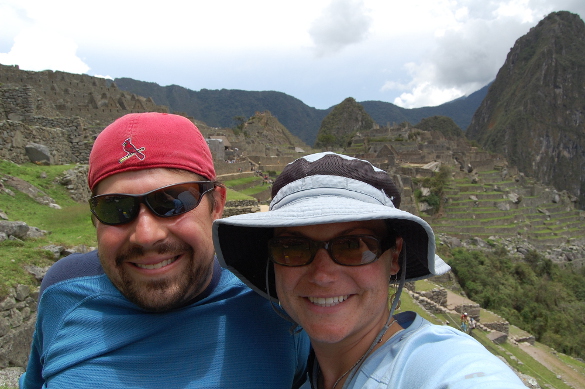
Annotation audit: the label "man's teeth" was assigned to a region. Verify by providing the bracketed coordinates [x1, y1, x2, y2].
[135, 257, 177, 270]
[308, 295, 349, 307]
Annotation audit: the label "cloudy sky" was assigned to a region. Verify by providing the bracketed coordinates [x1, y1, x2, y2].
[1, 0, 584, 110]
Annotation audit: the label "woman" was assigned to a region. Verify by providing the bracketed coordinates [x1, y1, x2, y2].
[213, 152, 526, 388]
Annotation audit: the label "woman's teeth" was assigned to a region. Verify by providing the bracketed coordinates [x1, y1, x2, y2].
[308, 295, 349, 307]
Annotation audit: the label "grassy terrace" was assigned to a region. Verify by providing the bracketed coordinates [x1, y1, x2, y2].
[431, 168, 585, 246]
[223, 173, 274, 197]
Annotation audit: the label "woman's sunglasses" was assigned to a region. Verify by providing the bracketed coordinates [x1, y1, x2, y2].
[268, 235, 384, 267]
[89, 181, 216, 226]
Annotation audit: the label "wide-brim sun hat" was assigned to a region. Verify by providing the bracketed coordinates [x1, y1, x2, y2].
[213, 152, 450, 302]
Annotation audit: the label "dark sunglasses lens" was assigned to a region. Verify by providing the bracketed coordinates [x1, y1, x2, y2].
[91, 195, 140, 225]
[146, 183, 203, 217]
[269, 238, 312, 266]
[331, 236, 380, 265]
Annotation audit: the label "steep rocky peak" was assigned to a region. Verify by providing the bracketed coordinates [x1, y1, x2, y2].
[466, 11, 585, 208]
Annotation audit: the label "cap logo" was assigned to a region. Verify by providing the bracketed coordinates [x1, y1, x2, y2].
[119, 138, 146, 164]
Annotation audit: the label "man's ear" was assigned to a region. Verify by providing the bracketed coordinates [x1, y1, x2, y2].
[211, 184, 227, 220]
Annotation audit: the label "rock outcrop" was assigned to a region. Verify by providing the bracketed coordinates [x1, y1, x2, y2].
[467, 11, 585, 208]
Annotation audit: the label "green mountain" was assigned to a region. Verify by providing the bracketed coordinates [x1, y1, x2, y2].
[114, 80, 489, 146]
[113, 78, 331, 146]
[415, 116, 466, 140]
[466, 11, 585, 207]
[315, 97, 375, 149]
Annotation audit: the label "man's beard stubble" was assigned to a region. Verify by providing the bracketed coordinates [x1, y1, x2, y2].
[100, 242, 214, 312]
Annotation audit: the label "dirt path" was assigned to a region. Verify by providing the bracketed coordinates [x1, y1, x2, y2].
[518, 342, 585, 389]
[442, 288, 585, 389]
[444, 288, 476, 311]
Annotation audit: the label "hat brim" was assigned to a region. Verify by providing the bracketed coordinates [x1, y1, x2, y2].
[213, 194, 450, 301]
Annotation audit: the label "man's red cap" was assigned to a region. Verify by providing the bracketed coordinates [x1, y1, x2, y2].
[88, 112, 215, 191]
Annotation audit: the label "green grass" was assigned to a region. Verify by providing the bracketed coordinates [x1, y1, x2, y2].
[556, 350, 585, 377]
[413, 279, 439, 292]
[0, 161, 100, 296]
[222, 176, 262, 187]
[225, 188, 255, 201]
[240, 185, 271, 196]
[0, 213, 94, 296]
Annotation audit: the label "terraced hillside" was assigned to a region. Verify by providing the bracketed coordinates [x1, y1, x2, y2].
[427, 166, 585, 265]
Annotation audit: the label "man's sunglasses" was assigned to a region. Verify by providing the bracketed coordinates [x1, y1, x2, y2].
[89, 181, 216, 226]
[268, 235, 385, 267]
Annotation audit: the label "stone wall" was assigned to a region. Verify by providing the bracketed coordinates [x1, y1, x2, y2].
[222, 200, 260, 217]
[453, 303, 481, 321]
[0, 64, 169, 125]
[0, 64, 176, 168]
[0, 120, 90, 165]
[58, 165, 91, 203]
[0, 86, 34, 121]
[0, 285, 37, 369]
[483, 321, 510, 334]
[247, 156, 298, 166]
[1, 116, 95, 165]
[418, 288, 447, 304]
[215, 161, 251, 176]
[409, 288, 449, 314]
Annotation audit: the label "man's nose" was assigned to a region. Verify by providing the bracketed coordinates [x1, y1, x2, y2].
[128, 204, 168, 247]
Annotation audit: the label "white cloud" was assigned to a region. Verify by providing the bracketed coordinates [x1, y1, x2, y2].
[393, 83, 465, 108]
[309, 0, 373, 56]
[385, 0, 545, 108]
[0, 27, 90, 74]
[384, 62, 466, 108]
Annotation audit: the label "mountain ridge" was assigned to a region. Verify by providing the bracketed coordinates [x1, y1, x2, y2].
[113, 78, 489, 145]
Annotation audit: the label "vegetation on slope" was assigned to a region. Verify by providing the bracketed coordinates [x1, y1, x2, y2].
[315, 97, 375, 149]
[415, 116, 465, 139]
[444, 245, 585, 360]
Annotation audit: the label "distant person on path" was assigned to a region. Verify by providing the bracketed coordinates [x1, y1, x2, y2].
[461, 312, 470, 333]
[214, 152, 527, 389]
[20, 113, 309, 389]
[469, 316, 476, 335]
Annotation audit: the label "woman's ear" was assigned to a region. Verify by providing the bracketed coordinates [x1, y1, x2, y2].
[389, 237, 403, 275]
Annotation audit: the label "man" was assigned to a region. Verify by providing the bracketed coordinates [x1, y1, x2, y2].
[20, 112, 309, 388]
